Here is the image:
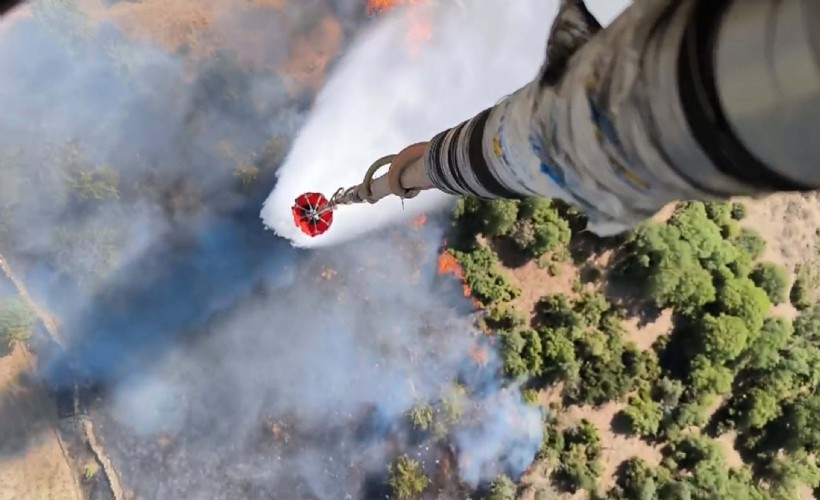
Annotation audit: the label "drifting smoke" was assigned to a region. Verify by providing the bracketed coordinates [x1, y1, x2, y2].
[0, 1, 627, 499]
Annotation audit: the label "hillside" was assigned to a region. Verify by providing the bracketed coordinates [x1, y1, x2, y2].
[448, 192, 820, 499]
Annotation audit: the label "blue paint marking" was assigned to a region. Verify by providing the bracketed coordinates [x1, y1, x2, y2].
[589, 96, 626, 153]
[540, 162, 566, 188]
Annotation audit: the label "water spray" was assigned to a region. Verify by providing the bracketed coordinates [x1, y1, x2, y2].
[292, 144, 429, 236]
[291, 0, 819, 239]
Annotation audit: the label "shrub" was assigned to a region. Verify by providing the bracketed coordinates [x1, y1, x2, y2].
[730, 202, 748, 220]
[389, 455, 429, 500]
[790, 275, 812, 310]
[487, 474, 517, 500]
[733, 228, 766, 260]
[0, 298, 36, 348]
[749, 262, 789, 304]
[623, 395, 663, 437]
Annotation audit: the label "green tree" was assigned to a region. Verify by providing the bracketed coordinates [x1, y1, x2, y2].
[454, 245, 521, 305]
[766, 451, 820, 499]
[408, 404, 434, 431]
[703, 201, 732, 224]
[715, 278, 770, 333]
[654, 377, 685, 414]
[485, 304, 527, 330]
[742, 387, 782, 429]
[540, 327, 580, 382]
[487, 474, 517, 500]
[794, 305, 820, 343]
[690, 355, 734, 396]
[697, 314, 750, 364]
[538, 424, 565, 465]
[478, 199, 520, 237]
[616, 458, 658, 500]
[733, 228, 766, 260]
[66, 165, 119, 201]
[389, 455, 430, 500]
[499, 329, 543, 378]
[623, 395, 663, 437]
[514, 198, 571, 257]
[0, 298, 36, 347]
[745, 317, 793, 370]
[749, 262, 789, 304]
[558, 420, 604, 493]
[790, 274, 812, 310]
[786, 395, 820, 451]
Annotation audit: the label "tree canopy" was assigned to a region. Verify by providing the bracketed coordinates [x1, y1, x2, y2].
[388, 455, 429, 500]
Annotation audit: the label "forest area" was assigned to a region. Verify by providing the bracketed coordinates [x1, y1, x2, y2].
[378, 195, 820, 499]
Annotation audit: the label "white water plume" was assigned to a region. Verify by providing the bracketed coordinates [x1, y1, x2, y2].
[262, 0, 629, 248]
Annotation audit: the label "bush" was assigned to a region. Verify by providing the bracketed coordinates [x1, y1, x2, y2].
[408, 404, 434, 431]
[540, 327, 580, 382]
[499, 329, 543, 378]
[557, 420, 604, 493]
[730, 202, 748, 220]
[66, 166, 119, 201]
[389, 455, 429, 500]
[616, 458, 657, 499]
[485, 304, 528, 330]
[487, 474, 517, 500]
[623, 395, 663, 437]
[704, 202, 732, 223]
[0, 298, 36, 348]
[790, 275, 812, 310]
[453, 245, 520, 306]
[478, 199, 520, 237]
[513, 198, 571, 257]
[794, 304, 820, 342]
[715, 278, 770, 333]
[749, 262, 789, 304]
[733, 228, 766, 260]
[696, 314, 750, 363]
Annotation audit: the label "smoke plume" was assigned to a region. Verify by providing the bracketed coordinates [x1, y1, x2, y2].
[0, 1, 626, 499]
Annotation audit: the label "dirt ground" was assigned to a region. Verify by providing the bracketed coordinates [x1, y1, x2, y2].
[0, 344, 81, 500]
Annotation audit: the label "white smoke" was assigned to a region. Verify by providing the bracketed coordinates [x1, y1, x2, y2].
[262, 0, 629, 248]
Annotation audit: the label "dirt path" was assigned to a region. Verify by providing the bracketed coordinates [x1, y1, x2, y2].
[0, 252, 124, 500]
[82, 418, 125, 500]
[0, 344, 82, 500]
[0, 255, 65, 348]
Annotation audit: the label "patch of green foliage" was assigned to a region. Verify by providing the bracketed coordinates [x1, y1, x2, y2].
[408, 404, 434, 431]
[611, 436, 769, 499]
[512, 198, 572, 258]
[733, 227, 767, 260]
[388, 455, 429, 500]
[730, 202, 748, 221]
[554, 420, 604, 493]
[451, 245, 520, 306]
[66, 166, 119, 201]
[0, 298, 36, 349]
[750, 262, 790, 304]
[487, 474, 517, 500]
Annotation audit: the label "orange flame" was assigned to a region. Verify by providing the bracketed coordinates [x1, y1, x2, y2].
[409, 214, 428, 228]
[366, 0, 432, 58]
[469, 344, 489, 368]
[437, 250, 472, 298]
[366, 0, 412, 15]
